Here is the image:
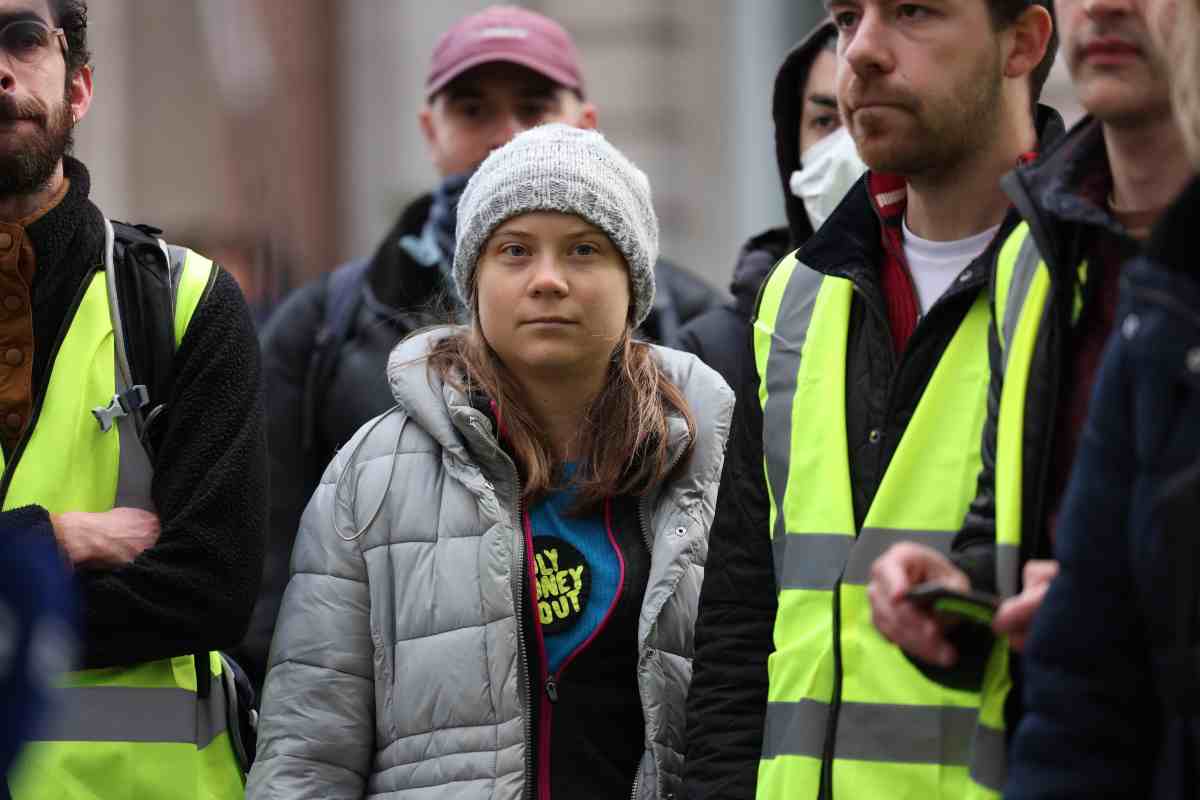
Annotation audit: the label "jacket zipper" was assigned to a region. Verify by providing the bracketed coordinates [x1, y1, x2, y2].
[506, 457, 533, 800]
[525, 505, 553, 800]
[0, 273, 94, 504]
[531, 498, 628, 800]
[631, 490, 654, 800]
[636, 436, 689, 553]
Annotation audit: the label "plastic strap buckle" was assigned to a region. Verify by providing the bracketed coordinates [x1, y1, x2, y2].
[92, 384, 150, 432]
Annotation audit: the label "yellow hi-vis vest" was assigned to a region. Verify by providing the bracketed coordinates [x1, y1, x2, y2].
[6, 222, 245, 800]
[962, 221, 1087, 799]
[754, 253, 1004, 799]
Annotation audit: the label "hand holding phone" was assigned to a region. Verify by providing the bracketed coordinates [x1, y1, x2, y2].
[905, 582, 1000, 627]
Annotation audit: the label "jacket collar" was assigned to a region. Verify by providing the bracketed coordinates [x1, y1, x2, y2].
[26, 155, 95, 275]
[1147, 175, 1200, 280]
[365, 193, 454, 314]
[1002, 116, 1127, 251]
[795, 171, 883, 284]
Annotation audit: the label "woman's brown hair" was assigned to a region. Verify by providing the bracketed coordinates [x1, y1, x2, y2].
[427, 323, 696, 510]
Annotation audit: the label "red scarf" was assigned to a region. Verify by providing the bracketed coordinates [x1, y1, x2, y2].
[869, 152, 1038, 353]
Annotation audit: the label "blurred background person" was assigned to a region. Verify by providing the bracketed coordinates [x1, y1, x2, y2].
[0, 511, 76, 786]
[869, 0, 1192, 786]
[247, 125, 733, 800]
[1002, 0, 1200, 795]
[676, 20, 867, 392]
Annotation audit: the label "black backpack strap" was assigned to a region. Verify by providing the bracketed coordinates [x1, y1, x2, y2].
[103, 220, 177, 447]
[96, 223, 246, 762]
[301, 258, 370, 455]
[88, 220, 178, 514]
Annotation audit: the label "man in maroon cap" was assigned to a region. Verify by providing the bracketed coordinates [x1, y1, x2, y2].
[235, 5, 721, 695]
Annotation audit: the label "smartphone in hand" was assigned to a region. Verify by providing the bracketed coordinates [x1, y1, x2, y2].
[905, 582, 1000, 627]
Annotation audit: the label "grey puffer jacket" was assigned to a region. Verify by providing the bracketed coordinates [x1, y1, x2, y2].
[246, 328, 734, 800]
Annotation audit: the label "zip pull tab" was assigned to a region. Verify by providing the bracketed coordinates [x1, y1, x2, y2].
[545, 675, 559, 704]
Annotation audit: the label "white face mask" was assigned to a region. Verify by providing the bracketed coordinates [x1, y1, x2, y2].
[789, 126, 868, 231]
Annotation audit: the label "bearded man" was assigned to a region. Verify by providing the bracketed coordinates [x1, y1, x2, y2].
[683, 2, 1059, 798]
[0, 2, 266, 798]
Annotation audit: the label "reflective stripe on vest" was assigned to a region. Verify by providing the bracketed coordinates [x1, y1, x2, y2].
[3, 247, 243, 799]
[993, 222, 1052, 599]
[754, 255, 998, 799]
[9, 654, 244, 800]
[962, 223, 1089, 799]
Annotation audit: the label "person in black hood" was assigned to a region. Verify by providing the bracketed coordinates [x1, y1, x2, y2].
[675, 21, 864, 390]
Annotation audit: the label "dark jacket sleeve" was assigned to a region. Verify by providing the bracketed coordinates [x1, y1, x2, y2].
[683, 324, 776, 800]
[673, 310, 710, 361]
[1005, 330, 1153, 799]
[79, 269, 268, 668]
[675, 306, 746, 398]
[952, 288, 1005, 592]
[229, 279, 327, 690]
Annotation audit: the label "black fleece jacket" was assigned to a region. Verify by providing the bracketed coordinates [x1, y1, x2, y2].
[18, 157, 266, 669]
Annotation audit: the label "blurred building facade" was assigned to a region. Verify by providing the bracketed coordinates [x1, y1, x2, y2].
[75, 2, 1080, 312]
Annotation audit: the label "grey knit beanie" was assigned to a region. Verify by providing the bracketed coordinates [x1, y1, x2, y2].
[454, 123, 659, 326]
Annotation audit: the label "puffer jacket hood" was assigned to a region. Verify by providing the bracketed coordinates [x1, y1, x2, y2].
[773, 19, 838, 248]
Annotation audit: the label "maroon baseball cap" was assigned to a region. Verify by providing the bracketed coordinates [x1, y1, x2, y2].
[426, 5, 585, 100]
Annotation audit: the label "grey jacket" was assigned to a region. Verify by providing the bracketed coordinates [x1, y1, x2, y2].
[246, 328, 734, 800]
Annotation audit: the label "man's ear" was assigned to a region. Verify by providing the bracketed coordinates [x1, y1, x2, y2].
[1004, 3, 1054, 82]
[578, 101, 598, 131]
[418, 104, 437, 149]
[68, 64, 93, 125]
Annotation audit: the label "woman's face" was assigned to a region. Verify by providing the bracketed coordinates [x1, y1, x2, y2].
[475, 211, 631, 383]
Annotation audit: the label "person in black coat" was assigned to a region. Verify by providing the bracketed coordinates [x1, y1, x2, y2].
[1005, 178, 1200, 800]
[1005, 0, 1200, 792]
[675, 21, 861, 391]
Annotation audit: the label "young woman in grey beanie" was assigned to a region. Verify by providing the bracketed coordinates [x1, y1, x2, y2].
[249, 123, 734, 800]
